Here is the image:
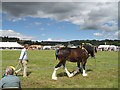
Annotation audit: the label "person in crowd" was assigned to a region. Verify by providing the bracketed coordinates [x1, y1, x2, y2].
[55, 48, 59, 60]
[0, 66, 21, 89]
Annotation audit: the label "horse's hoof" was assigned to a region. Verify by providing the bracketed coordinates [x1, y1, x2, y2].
[52, 77, 57, 80]
[82, 73, 87, 76]
[68, 73, 74, 77]
[73, 70, 78, 74]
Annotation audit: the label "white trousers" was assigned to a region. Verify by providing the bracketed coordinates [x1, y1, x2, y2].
[15, 60, 28, 77]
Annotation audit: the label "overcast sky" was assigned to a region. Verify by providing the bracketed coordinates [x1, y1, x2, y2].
[1, 0, 119, 41]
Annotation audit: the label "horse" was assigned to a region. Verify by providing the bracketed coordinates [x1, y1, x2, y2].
[52, 44, 95, 80]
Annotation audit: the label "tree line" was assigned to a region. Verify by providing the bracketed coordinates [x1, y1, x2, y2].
[1, 36, 120, 46]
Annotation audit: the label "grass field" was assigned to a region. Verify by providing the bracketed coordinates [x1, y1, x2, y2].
[1, 50, 119, 89]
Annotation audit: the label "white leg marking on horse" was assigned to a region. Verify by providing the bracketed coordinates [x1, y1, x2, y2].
[65, 67, 73, 77]
[73, 70, 78, 75]
[71, 68, 79, 77]
[82, 69, 87, 76]
[77, 67, 80, 72]
[52, 68, 59, 80]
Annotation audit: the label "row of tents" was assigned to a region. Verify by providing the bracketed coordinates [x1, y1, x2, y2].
[98, 45, 119, 51]
[0, 42, 119, 51]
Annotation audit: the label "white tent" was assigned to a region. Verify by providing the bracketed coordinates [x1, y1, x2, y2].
[0, 42, 23, 48]
[98, 45, 117, 51]
[42, 46, 52, 50]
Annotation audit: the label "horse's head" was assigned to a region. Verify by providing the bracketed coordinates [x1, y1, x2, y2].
[83, 44, 95, 58]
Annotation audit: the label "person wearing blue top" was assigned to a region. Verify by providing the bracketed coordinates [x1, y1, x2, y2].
[0, 66, 21, 89]
[15, 44, 29, 77]
[55, 48, 59, 60]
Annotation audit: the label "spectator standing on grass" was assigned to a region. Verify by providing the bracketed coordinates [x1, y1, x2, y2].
[0, 66, 21, 89]
[15, 44, 29, 78]
[55, 48, 59, 60]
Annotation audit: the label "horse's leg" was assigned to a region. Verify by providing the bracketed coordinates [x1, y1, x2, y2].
[63, 62, 73, 77]
[77, 61, 82, 73]
[70, 61, 81, 77]
[82, 61, 87, 76]
[52, 61, 63, 80]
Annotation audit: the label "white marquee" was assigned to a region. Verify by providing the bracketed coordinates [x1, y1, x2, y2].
[0, 42, 23, 48]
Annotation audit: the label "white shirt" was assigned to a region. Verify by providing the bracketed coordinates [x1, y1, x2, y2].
[19, 48, 28, 60]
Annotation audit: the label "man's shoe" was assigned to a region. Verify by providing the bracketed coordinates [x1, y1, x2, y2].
[23, 75, 27, 78]
[14, 72, 18, 76]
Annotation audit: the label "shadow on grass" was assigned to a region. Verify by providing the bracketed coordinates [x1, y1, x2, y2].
[57, 72, 67, 77]
[15, 71, 32, 77]
[57, 69, 93, 77]
[86, 69, 93, 72]
[57, 71, 81, 77]
[16, 74, 23, 77]
[27, 71, 32, 76]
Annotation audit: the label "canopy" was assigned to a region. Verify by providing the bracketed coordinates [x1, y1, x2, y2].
[0, 42, 24, 48]
[98, 45, 116, 48]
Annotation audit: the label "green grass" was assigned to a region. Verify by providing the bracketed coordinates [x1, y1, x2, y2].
[1, 50, 119, 88]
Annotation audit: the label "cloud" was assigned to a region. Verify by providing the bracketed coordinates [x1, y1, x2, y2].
[0, 29, 34, 40]
[114, 30, 120, 38]
[34, 22, 42, 25]
[3, 2, 118, 28]
[46, 38, 53, 41]
[2, 2, 118, 39]
[93, 32, 103, 36]
[45, 38, 67, 41]
[39, 28, 45, 31]
[41, 33, 46, 36]
[93, 30, 119, 39]
[2, 0, 119, 2]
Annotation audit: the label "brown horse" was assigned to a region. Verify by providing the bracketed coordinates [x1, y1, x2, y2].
[52, 44, 95, 80]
